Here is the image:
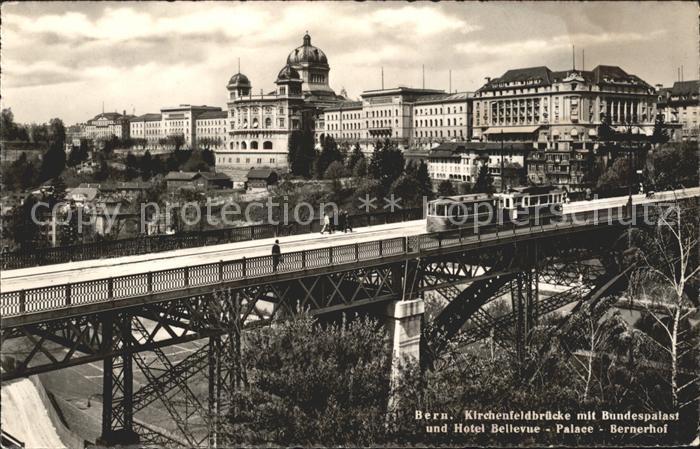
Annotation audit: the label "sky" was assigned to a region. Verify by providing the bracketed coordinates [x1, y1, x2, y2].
[1, 1, 698, 125]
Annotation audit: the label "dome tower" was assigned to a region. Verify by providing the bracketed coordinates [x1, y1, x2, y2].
[227, 72, 251, 100]
[275, 64, 303, 97]
[286, 32, 335, 96]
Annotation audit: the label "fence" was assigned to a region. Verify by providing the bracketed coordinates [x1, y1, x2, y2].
[1, 208, 423, 270]
[1, 207, 634, 319]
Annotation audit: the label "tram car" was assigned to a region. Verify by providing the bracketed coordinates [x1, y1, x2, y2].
[426, 193, 498, 233]
[426, 185, 565, 233]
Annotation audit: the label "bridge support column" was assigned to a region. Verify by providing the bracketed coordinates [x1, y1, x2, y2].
[207, 291, 242, 447]
[385, 298, 425, 378]
[97, 313, 139, 446]
[511, 270, 538, 366]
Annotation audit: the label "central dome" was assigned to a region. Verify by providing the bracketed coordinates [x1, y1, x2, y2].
[287, 32, 328, 66]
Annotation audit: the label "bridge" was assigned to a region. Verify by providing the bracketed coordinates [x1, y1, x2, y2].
[1, 187, 697, 446]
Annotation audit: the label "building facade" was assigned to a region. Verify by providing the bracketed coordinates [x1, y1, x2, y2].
[657, 80, 699, 141]
[83, 112, 134, 141]
[215, 33, 346, 177]
[473, 65, 657, 191]
[427, 141, 528, 189]
[128, 105, 224, 152]
[194, 111, 228, 151]
[321, 88, 473, 152]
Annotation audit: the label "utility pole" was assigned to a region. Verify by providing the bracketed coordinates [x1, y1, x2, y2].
[572, 45, 576, 70]
[381, 67, 384, 90]
[449, 69, 452, 93]
[422, 65, 425, 89]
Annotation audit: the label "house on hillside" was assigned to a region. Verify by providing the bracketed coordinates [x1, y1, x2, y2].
[164, 171, 232, 191]
[246, 169, 279, 189]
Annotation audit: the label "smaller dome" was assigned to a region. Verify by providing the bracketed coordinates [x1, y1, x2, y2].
[276, 65, 301, 82]
[227, 73, 251, 89]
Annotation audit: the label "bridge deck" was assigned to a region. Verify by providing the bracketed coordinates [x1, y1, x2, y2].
[2, 220, 426, 292]
[0, 188, 696, 325]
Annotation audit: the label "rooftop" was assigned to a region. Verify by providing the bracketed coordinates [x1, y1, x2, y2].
[479, 65, 653, 92]
[197, 111, 228, 120]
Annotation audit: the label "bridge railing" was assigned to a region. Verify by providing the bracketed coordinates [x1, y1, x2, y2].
[0, 206, 643, 319]
[0, 208, 424, 270]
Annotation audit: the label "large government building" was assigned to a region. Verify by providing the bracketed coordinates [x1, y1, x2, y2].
[67, 32, 695, 192]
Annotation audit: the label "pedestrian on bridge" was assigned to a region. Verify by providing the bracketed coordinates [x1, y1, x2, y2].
[321, 213, 332, 235]
[272, 239, 281, 271]
[341, 209, 352, 233]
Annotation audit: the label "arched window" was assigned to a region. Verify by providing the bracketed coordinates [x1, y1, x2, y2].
[241, 141, 247, 150]
[263, 141, 273, 150]
[250, 141, 258, 150]
[230, 141, 235, 149]
[265, 118, 272, 128]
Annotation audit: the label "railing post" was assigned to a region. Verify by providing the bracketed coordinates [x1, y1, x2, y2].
[329, 247, 333, 265]
[66, 283, 72, 306]
[241, 257, 246, 278]
[184, 266, 189, 287]
[147, 272, 153, 293]
[402, 236, 408, 253]
[355, 243, 359, 260]
[108, 278, 114, 299]
[379, 240, 383, 256]
[219, 260, 224, 282]
[302, 251, 306, 268]
[19, 290, 26, 314]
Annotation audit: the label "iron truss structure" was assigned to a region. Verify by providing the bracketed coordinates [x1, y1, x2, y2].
[1, 223, 636, 446]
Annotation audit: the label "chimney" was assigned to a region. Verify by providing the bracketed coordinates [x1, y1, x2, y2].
[123, 110, 126, 116]
[485, 77, 491, 83]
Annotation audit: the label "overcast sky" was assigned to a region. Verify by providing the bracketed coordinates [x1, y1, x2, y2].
[2, 1, 697, 125]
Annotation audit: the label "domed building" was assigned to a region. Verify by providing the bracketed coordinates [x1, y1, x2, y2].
[215, 33, 344, 178]
[286, 32, 338, 104]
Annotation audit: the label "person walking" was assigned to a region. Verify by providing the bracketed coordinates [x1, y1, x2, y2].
[320, 213, 331, 235]
[342, 209, 353, 233]
[338, 209, 346, 233]
[271, 239, 281, 271]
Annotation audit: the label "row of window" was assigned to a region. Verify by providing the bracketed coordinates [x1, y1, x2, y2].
[228, 140, 274, 150]
[415, 105, 465, 115]
[218, 157, 277, 165]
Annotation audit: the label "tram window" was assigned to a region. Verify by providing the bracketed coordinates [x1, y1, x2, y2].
[505, 198, 510, 208]
[437, 205, 447, 216]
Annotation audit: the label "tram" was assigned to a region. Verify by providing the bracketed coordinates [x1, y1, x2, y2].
[426, 185, 565, 233]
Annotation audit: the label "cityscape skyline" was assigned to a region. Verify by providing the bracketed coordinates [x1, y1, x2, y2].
[1, 1, 698, 125]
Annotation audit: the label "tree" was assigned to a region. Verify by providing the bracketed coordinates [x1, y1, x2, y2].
[352, 157, 368, 178]
[414, 161, 434, 200]
[390, 175, 423, 208]
[628, 201, 700, 411]
[314, 135, 343, 179]
[182, 150, 211, 172]
[595, 157, 629, 197]
[139, 151, 153, 180]
[201, 148, 216, 167]
[473, 164, 494, 194]
[368, 139, 405, 188]
[644, 142, 699, 191]
[288, 130, 315, 178]
[347, 143, 365, 171]
[48, 118, 66, 149]
[125, 152, 139, 180]
[437, 180, 456, 197]
[67, 140, 89, 167]
[220, 312, 392, 446]
[650, 114, 670, 148]
[557, 296, 628, 401]
[352, 178, 385, 214]
[1, 108, 20, 141]
[39, 140, 66, 183]
[8, 195, 42, 250]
